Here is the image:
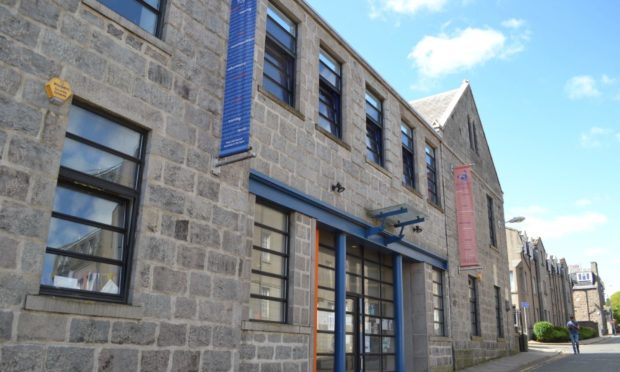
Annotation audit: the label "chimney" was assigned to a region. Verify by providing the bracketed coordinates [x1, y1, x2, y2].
[591, 262, 599, 276]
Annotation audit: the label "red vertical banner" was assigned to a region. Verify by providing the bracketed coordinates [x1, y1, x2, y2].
[454, 165, 479, 267]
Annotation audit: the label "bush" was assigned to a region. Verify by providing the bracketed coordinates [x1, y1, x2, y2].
[579, 326, 596, 340]
[551, 327, 569, 342]
[533, 321, 555, 341]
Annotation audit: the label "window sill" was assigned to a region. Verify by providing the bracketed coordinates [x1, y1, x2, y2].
[315, 124, 351, 151]
[257, 85, 305, 121]
[365, 158, 391, 178]
[470, 335, 482, 341]
[427, 200, 444, 213]
[242, 320, 312, 334]
[403, 184, 423, 199]
[430, 336, 451, 342]
[25, 295, 144, 319]
[82, 0, 172, 55]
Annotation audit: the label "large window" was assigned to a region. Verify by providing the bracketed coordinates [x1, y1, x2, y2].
[401, 123, 415, 189]
[318, 50, 342, 138]
[469, 276, 480, 336]
[40, 104, 145, 302]
[425, 144, 439, 205]
[487, 195, 497, 247]
[365, 90, 384, 166]
[495, 286, 503, 338]
[263, 3, 296, 107]
[98, 0, 165, 36]
[250, 202, 289, 322]
[432, 269, 445, 336]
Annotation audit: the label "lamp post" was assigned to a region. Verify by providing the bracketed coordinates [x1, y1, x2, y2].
[507, 216, 526, 223]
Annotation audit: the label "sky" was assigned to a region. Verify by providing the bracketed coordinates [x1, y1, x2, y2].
[305, 0, 620, 299]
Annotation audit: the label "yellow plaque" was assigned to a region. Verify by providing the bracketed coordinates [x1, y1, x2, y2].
[44, 77, 72, 103]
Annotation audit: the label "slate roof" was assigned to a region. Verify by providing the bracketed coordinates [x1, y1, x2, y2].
[409, 81, 469, 130]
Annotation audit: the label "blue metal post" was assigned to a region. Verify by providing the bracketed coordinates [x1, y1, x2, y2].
[393, 254, 405, 372]
[335, 232, 347, 372]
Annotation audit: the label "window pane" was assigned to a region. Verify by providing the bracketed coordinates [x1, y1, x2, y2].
[346, 274, 362, 294]
[365, 316, 381, 334]
[68, 105, 142, 157]
[365, 278, 381, 298]
[382, 318, 394, 335]
[365, 298, 381, 316]
[382, 284, 393, 300]
[61, 138, 138, 188]
[47, 217, 124, 260]
[319, 246, 335, 268]
[345, 313, 354, 333]
[382, 336, 395, 353]
[345, 334, 354, 353]
[365, 335, 382, 353]
[318, 310, 335, 331]
[346, 256, 362, 275]
[317, 288, 335, 310]
[41, 253, 121, 294]
[319, 229, 336, 247]
[267, 4, 296, 36]
[382, 267, 393, 283]
[364, 260, 380, 280]
[365, 355, 381, 371]
[255, 204, 287, 231]
[251, 249, 285, 275]
[250, 273, 285, 299]
[319, 267, 335, 288]
[249, 297, 284, 322]
[382, 301, 394, 318]
[365, 91, 381, 110]
[53, 187, 125, 227]
[316, 356, 333, 372]
[319, 50, 340, 75]
[317, 333, 335, 353]
[383, 355, 396, 371]
[252, 226, 286, 253]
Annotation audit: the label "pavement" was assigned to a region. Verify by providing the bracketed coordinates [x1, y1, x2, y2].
[458, 335, 610, 372]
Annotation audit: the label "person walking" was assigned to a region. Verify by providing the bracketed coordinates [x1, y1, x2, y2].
[610, 318, 617, 336]
[567, 316, 580, 354]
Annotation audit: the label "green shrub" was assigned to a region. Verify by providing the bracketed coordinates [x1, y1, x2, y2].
[533, 321, 555, 341]
[579, 326, 596, 340]
[551, 326, 569, 342]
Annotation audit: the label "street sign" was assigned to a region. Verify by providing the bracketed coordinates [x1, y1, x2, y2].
[521, 302, 529, 309]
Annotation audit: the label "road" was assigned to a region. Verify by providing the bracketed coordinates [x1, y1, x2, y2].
[529, 336, 620, 372]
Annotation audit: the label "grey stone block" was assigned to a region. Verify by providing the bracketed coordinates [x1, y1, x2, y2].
[239, 344, 256, 360]
[212, 326, 235, 348]
[157, 322, 187, 346]
[148, 62, 172, 88]
[105, 63, 133, 94]
[0, 96, 42, 136]
[0, 235, 18, 269]
[139, 236, 176, 265]
[41, 110, 67, 151]
[174, 219, 189, 240]
[60, 14, 90, 45]
[212, 277, 239, 301]
[137, 292, 172, 319]
[92, 31, 146, 75]
[19, 0, 60, 28]
[0, 201, 47, 239]
[201, 350, 231, 372]
[111, 321, 157, 345]
[147, 185, 186, 214]
[171, 350, 200, 372]
[0, 344, 45, 372]
[275, 346, 291, 360]
[197, 300, 232, 323]
[261, 363, 282, 372]
[207, 252, 237, 275]
[0, 165, 30, 200]
[257, 346, 274, 360]
[8, 136, 59, 173]
[189, 272, 211, 297]
[141, 350, 170, 372]
[17, 312, 67, 341]
[0, 311, 13, 340]
[69, 318, 110, 343]
[106, 23, 124, 40]
[188, 325, 212, 347]
[212, 206, 240, 230]
[196, 176, 220, 201]
[46, 346, 94, 372]
[187, 148, 212, 174]
[186, 198, 213, 222]
[0, 66, 21, 97]
[40, 31, 106, 77]
[177, 245, 205, 270]
[189, 222, 220, 247]
[0, 272, 37, 306]
[29, 175, 56, 208]
[163, 163, 196, 192]
[152, 266, 187, 294]
[174, 296, 197, 319]
[98, 348, 138, 372]
[0, 36, 61, 77]
[125, 34, 143, 51]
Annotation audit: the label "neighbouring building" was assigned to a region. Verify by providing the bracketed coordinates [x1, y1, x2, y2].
[0, 0, 514, 371]
[506, 229, 573, 337]
[571, 262, 608, 335]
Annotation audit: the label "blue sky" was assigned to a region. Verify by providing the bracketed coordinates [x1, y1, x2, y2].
[305, 0, 620, 299]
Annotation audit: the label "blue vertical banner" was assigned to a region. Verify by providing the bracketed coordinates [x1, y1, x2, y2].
[218, 0, 257, 158]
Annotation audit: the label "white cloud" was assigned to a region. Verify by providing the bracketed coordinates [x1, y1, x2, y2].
[369, 0, 447, 18]
[580, 127, 614, 148]
[575, 198, 592, 207]
[502, 18, 525, 29]
[519, 212, 608, 240]
[601, 74, 616, 85]
[565, 75, 601, 99]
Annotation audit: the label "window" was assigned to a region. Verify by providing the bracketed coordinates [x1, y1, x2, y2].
[401, 123, 416, 189]
[263, 3, 296, 107]
[487, 195, 497, 246]
[425, 144, 439, 205]
[495, 286, 504, 338]
[98, 0, 165, 36]
[250, 202, 289, 322]
[365, 90, 384, 166]
[318, 50, 342, 138]
[40, 104, 146, 302]
[467, 115, 479, 153]
[432, 269, 445, 336]
[469, 276, 480, 336]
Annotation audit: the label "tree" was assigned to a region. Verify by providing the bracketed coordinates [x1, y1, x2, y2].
[610, 292, 620, 321]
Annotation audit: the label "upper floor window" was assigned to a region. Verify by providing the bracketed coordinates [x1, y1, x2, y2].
[432, 269, 445, 336]
[365, 90, 384, 166]
[495, 286, 504, 338]
[425, 143, 439, 205]
[401, 123, 415, 189]
[487, 195, 497, 247]
[469, 276, 480, 336]
[263, 3, 296, 107]
[98, 0, 164, 36]
[467, 115, 479, 153]
[40, 104, 146, 302]
[250, 202, 289, 322]
[318, 50, 342, 138]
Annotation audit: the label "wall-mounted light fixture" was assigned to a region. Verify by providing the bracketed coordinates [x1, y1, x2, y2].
[331, 182, 345, 193]
[412, 226, 423, 233]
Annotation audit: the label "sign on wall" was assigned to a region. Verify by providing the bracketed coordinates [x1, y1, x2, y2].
[218, 0, 257, 158]
[454, 165, 480, 267]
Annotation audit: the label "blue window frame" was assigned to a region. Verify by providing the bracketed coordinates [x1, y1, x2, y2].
[263, 3, 296, 106]
[401, 123, 415, 189]
[318, 50, 342, 138]
[98, 0, 165, 36]
[365, 90, 383, 166]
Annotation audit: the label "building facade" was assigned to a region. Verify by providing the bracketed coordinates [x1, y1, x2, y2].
[0, 0, 514, 371]
[571, 262, 608, 335]
[506, 229, 573, 337]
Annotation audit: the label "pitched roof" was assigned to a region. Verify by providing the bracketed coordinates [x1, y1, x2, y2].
[409, 81, 469, 129]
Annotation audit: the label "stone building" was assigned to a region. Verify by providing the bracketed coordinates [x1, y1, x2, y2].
[506, 229, 574, 337]
[571, 262, 608, 335]
[0, 0, 514, 371]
